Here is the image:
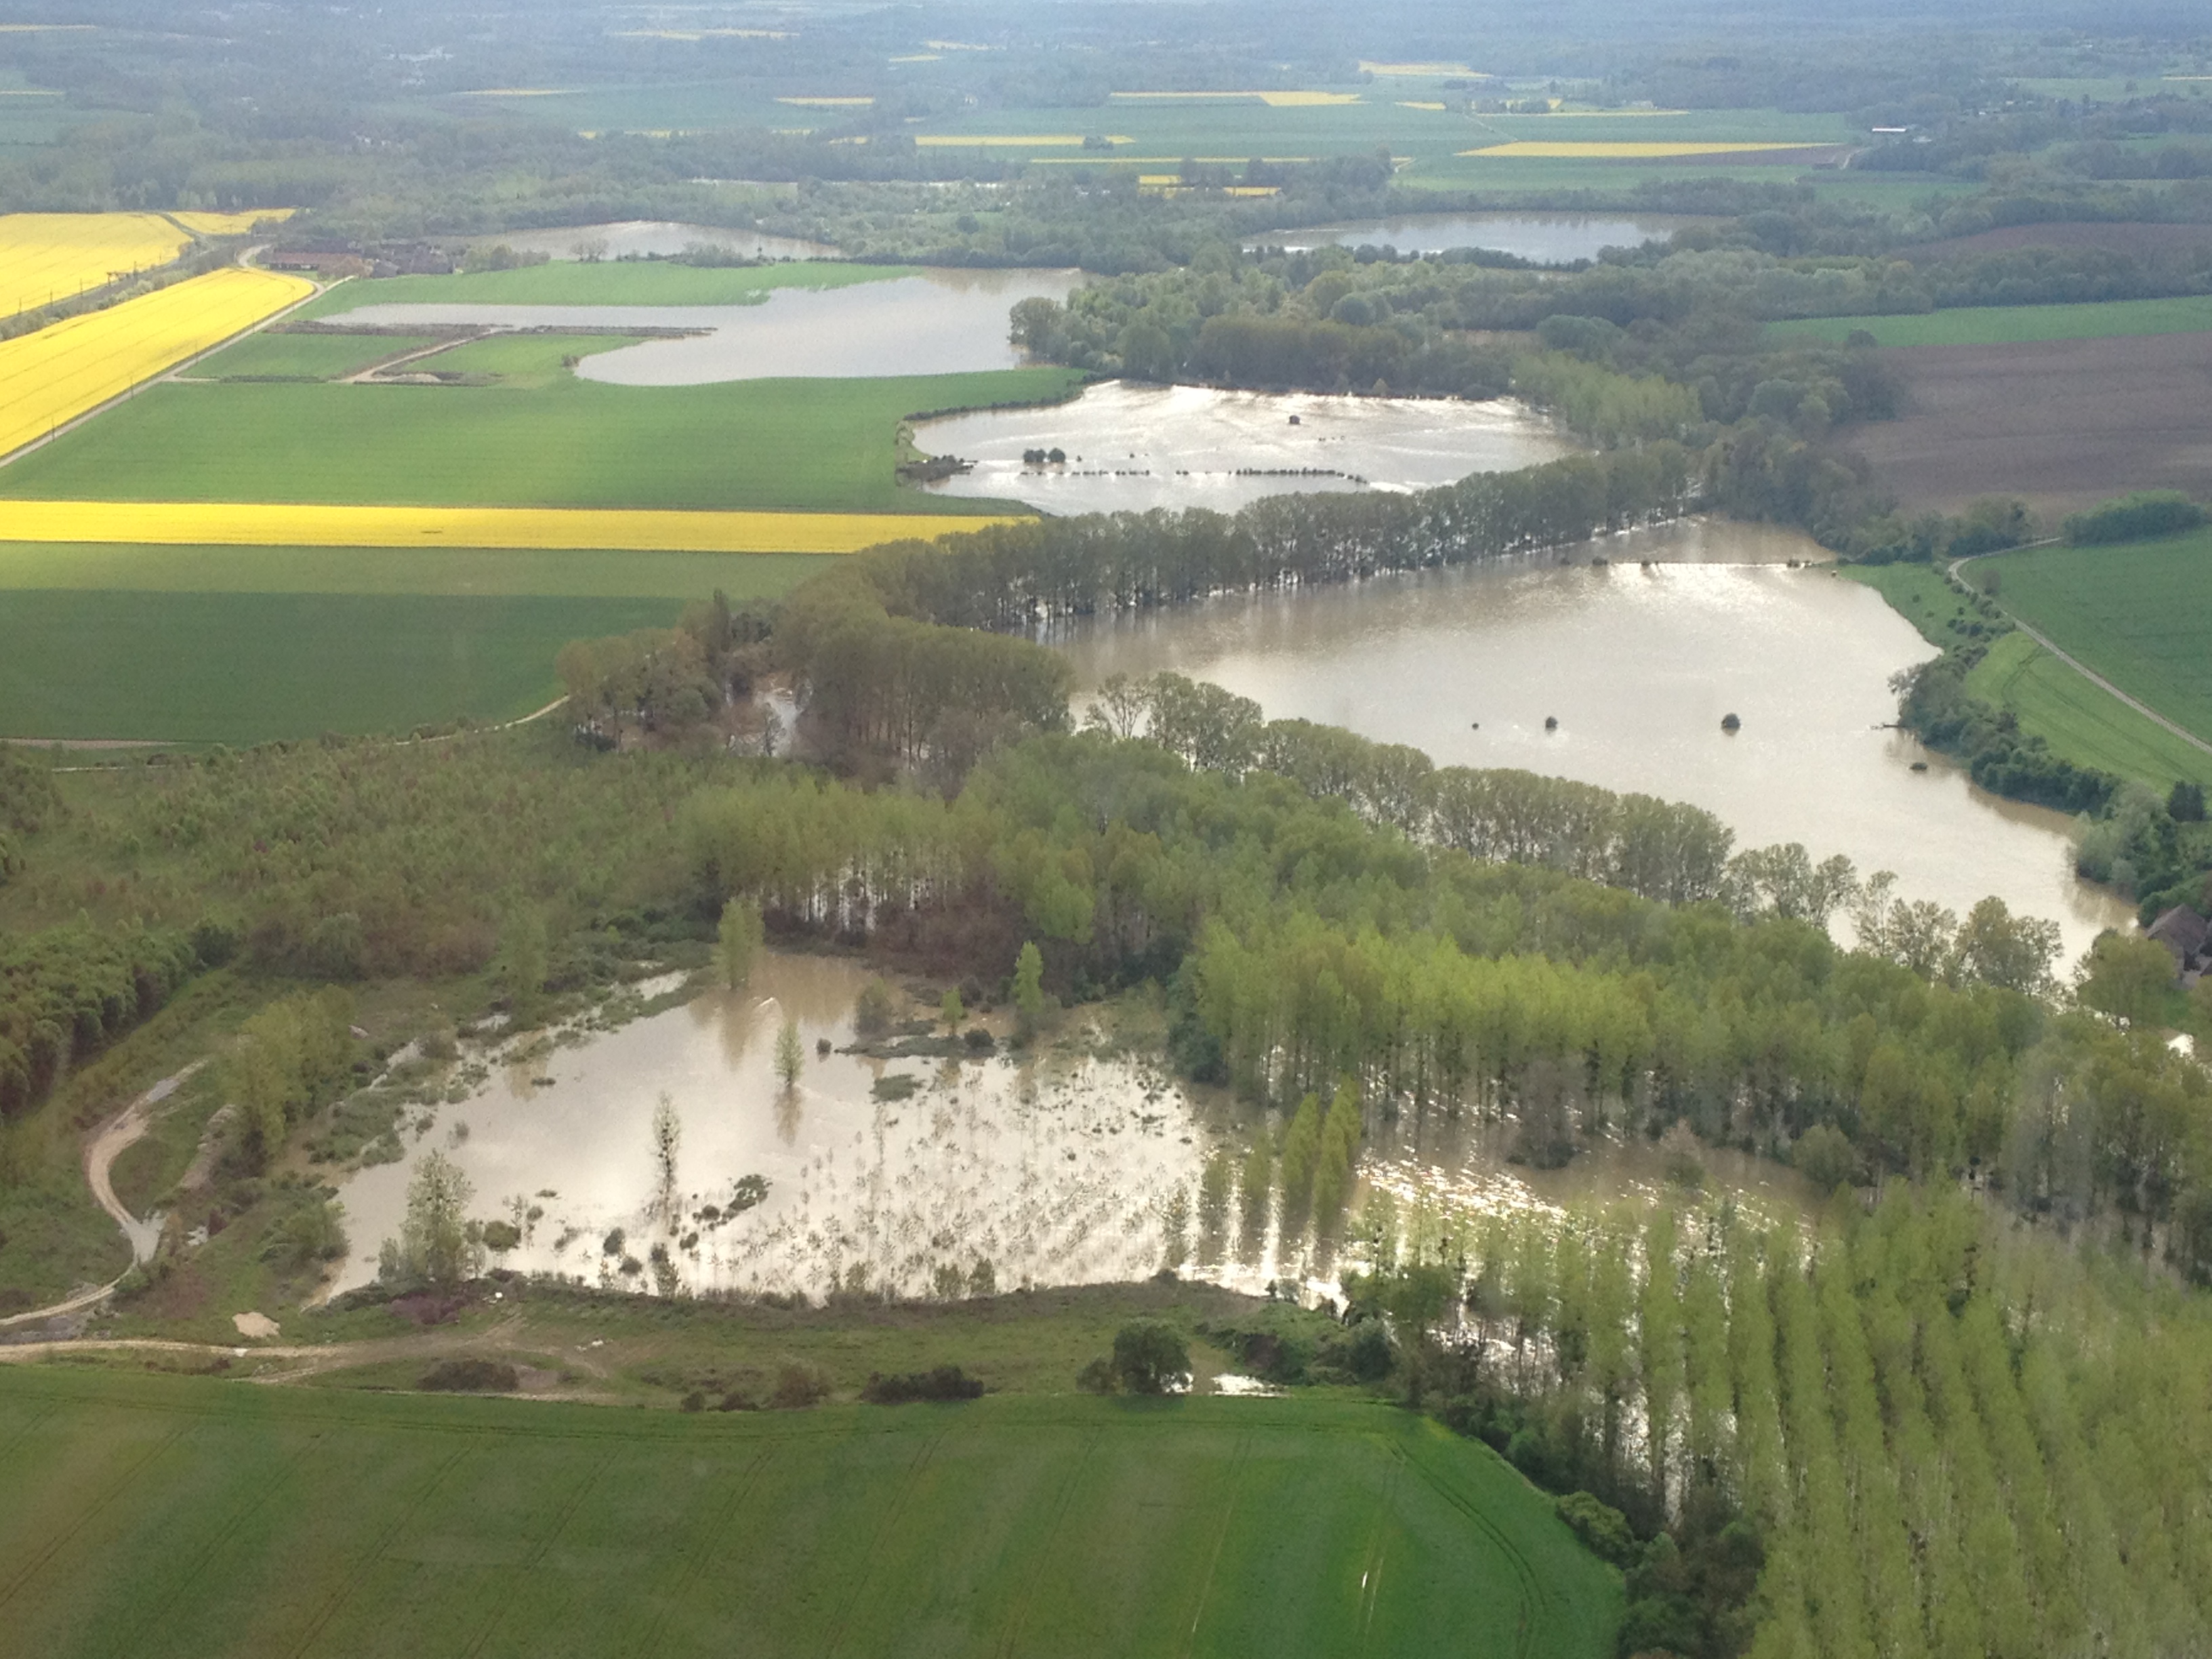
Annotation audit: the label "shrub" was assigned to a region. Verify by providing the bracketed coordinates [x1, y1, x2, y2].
[861, 1366, 986, 1404]
[1111, 1321, 1190, 1394]
[419, 1357, 517, 1393]
[1556, 1491, 1641, 1567]
[2063, 490, 2208, 545]
[1317, 1319, 1396, 1382]
[1793, 1122, 1863, 1191]
[771, 1361, 832, 1408]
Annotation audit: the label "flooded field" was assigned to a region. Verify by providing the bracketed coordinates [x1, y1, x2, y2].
[918, 380, 1578, 514]
[474, 220, 834, 262]
[334, 268, 1081, 384]
[1057, 525, 2133, 962]
[1248, 212, 1711, 263]
[327, 955, 1814, 1305]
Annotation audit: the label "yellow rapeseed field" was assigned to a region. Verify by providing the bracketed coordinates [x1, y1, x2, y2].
[0, 212, 196, 316]
[167, 209, 298, 236]
[1460, 140, 1837, 158]
[0, 266, 313, 458]
[0, 502, 1025, 554]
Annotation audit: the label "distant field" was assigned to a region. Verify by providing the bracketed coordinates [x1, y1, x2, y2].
[0, 1370, 1620, 1659]
[409, 331, 642, 379]
[0, 266, 313, 457]
[0, 367, 1083, 512]
[300, 258, 906, 314]
[1966, 632, 2212, 791]
[191, 329, 441, 380]
[1842, 560, 2212, 789]
[1768, 293, 2212, 348]
[0, 589, 682, 741]
[0, 209, 192, 313]
[1984, 534, 2212, 751]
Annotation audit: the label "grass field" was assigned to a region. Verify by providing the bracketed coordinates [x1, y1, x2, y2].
[0, 367, 1082, 512]
[0, 590, 686, 742]
[1767, 293, 2212, 348]
[299, 259, 907, 314]
[408, 332, 642, 381]
[1965, 632, 2212, 790]
[0, 1369, 1619, 1659]
[1841, 560, 2212, 790]
[0, 266, 314, 458]
[1983, 533, 2212, 752]
[191, 331, 442, 380]
[0, 210, 194, 314]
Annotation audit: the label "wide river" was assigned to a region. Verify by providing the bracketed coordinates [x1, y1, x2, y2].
[1055, 520, 2132, 961]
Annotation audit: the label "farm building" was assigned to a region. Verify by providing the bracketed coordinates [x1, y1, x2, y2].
[2148, 905, 2211, 984]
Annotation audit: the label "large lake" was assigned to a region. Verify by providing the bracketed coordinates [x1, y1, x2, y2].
[1248, 212, 1711, 263]
[1056, 524, 2132, 962]
[918, 381, 1579, 514]
[334, 268, 1081, 383]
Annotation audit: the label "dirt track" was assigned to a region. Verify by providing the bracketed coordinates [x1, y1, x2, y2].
[1840, 332, 2212, 520]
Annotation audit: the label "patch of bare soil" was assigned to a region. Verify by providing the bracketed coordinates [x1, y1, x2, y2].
[1835, 332, 2212, 520]
[1905, 221, 2212, 262]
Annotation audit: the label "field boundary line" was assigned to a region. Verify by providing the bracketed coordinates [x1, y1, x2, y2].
[638, 1446, 775, 1659]
[1388, 1433, 1544, 1659]
[1950, 550, 2212, 761]
[281, 1442, 476, 1659]
[456, 1444, 620, 1658]
[0, 1420, 189, 1612]
[1176, 1429, 1252, 1659]
[819, 1425, 950, 1659]
[993, 1426, 1101, 1659]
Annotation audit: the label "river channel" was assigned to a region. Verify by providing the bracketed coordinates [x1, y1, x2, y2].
[1055, 521, 2132, 962]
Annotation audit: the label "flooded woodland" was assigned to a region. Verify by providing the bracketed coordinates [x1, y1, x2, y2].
[1248, 211, 1715, 263]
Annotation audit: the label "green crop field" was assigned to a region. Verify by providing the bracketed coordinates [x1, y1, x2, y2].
[191, 331, 442, 381]
[1767, 293, 2212, 348]
[0, 590, 698, 742]
[1965, 632, 2212, 791]
[0, 1369, 1619, 1659]
[298, 259, 907, 315]
[1984, 533, 2212, 750]
[0, 367, 1082, 513]
[1841, 560, 2212, 790]
[409, 333, 650, 382]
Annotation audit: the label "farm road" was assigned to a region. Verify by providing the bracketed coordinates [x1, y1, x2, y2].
[1952, 553, 2212, 760]
[0, 1063, 203, 1332]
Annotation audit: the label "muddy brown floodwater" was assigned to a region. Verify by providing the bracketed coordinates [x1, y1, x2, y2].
[1056, 520, 2133, 963]
[474, 221, 836, 262]
[1248, 211, 1714, 262]
[325, 956, 1826, 1306]
[917, 380, 1579, 515]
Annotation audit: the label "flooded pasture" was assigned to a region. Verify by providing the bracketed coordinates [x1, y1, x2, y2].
[327, 955, 1817, 1305]
[917, 380, 1579, 514]
[1248, 212, 1711, 264]
[473, 220, 834, 262]
[332, 268, 1081, 384]
[1057, 523, 2132, 962]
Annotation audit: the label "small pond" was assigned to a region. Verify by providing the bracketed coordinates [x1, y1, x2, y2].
[917, 380, 1579, 514]
[332, 268, 1082, 384]
[472, 220, 835, 262]
[1248, 212, 1712, 264]
[326, 955, 1817, 1305]
[1056, 528, 2133, 962]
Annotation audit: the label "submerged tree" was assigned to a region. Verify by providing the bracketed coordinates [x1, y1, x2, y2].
[775, 1015, 804, 1091]
[380, 1149, 478, 1290]
[651, 1092, 682, 1223]
[718, 897, 763, 990]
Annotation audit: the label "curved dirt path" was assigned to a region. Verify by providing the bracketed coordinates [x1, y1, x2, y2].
[0, 1063, 203, 1331]
[1950, 552, 2212, 762]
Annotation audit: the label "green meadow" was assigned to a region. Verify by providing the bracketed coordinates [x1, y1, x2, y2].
[0, 367, 1082, 512]
[1984, 533, 2212, 750]
[0, 1369, 1620, 1659]
[296, 258, 906, 314]
[190, 331, 441, 380]
[1767, 293, 2212, 348]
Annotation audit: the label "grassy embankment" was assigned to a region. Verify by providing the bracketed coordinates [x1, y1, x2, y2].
[0, 1361, 1620, 1659]
[1841, 557, 2212, 791]
[1768, 293, 2212, 348]
[0, 256, 1078, 740]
